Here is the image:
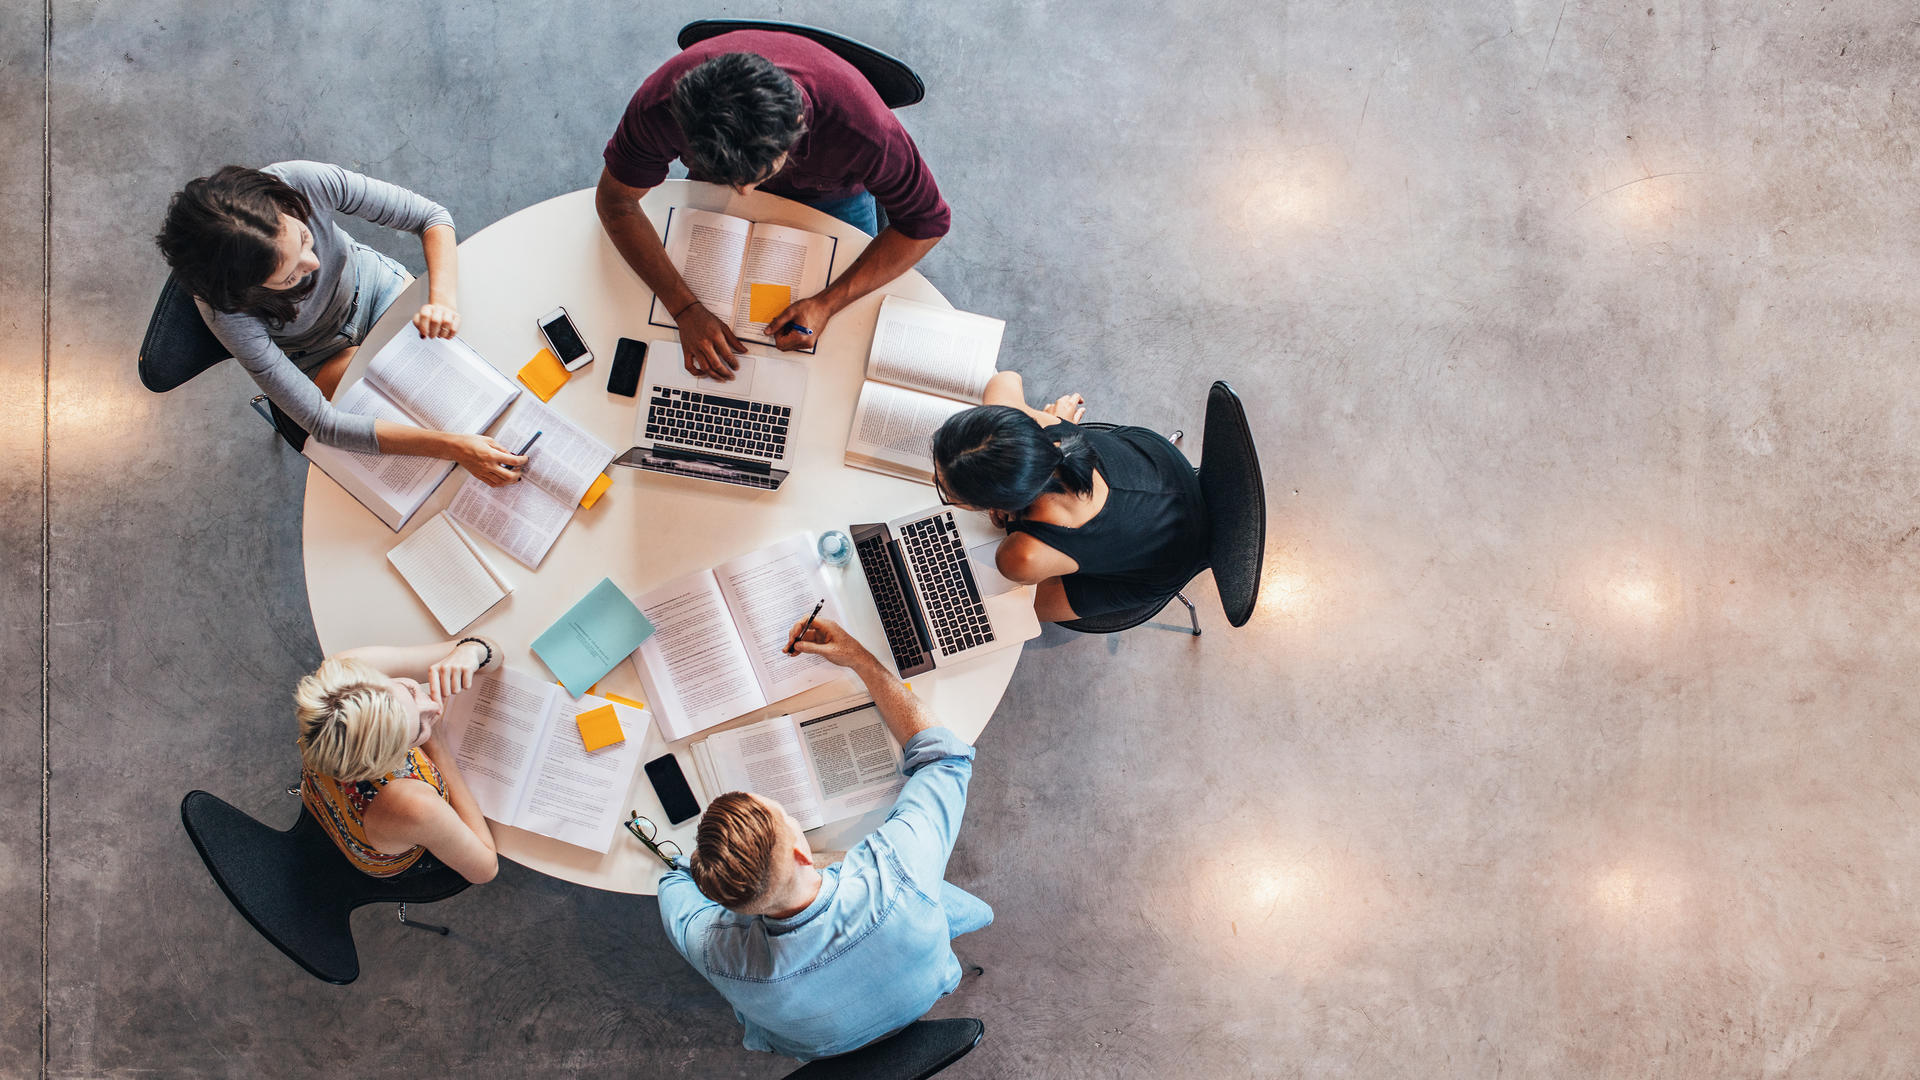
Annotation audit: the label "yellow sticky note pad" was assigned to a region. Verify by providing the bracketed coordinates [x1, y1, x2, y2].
[575, 703, 625, 753]
[748, 283, 792, 324]
[602, 691, 646, 710]
[518, 348, 570, 402]
[578, 472, 612, 510]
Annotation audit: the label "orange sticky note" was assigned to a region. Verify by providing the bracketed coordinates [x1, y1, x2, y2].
[518, 347, 570, 402]
[578, 472, 611, 510]
[575, 703, 625, 752]
[602, 691, 647, 710]
[748, 283, 792, 324]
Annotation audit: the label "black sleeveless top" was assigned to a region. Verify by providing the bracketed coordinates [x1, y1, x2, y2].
[1005, 422, 1210, 617]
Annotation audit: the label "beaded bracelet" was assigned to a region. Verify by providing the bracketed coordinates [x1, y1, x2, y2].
[456, 637, 493, 670]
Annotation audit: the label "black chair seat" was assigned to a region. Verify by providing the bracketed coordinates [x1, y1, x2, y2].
[781, 1018, 984, 1079]
[138, 272, 229, 393]
[180, 790, 468, 985]
[678, 20, 926, 109]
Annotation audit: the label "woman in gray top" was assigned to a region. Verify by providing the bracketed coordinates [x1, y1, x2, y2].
[155, 161, 525, 485]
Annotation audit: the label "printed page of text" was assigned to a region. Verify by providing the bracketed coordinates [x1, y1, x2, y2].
[799, 701, 906, 823]
[439, 666, 559, 823]
[512, 696, 649, 852]
[446, 473, 571, 569]
[714, 534, 851, 705]
[366, 333, 515, 434]
[492, 396, 615, 506]
[656, 208, 751, 328]
[706, 717, 824, 830]
[631, 571, 765, 741]
[866, 295, 1003, 402]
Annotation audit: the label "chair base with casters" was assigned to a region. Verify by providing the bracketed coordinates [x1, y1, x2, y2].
[779, 1018, 984, 1080]
[678, 20, 925, 110]
[180, 790, 469, 985]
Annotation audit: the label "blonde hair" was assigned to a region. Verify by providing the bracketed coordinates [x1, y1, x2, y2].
[294, 657, 411, 782]
[690, 792, 783, 910]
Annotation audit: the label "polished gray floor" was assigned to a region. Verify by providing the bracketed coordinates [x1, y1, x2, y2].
[10, 1, 1920, 1076]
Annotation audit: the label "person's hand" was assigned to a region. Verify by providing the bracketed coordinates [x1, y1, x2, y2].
[674, 302, 745, 381]
[428, 640, 488, 701]
[450, 434, 528, 486]
[413, 303, 460, 339]
[766, 294, 835, 352]
[1042, 392, 1086, 423]
[786, 617, 874, 670]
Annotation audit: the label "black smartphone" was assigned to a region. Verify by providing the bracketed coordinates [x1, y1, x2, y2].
[609, 337, 647, 398]
[645, 752, 701, 825]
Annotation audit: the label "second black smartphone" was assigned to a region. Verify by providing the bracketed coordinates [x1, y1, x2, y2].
[609, 337, 647, 397]
[645, 752, 701, 825]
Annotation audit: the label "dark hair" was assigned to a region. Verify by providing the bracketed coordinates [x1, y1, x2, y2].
[154, 165, 315, 326]
[932, 406, 1098, 513]
[669, 53, 806, 188]
[689, 792, 782, 910]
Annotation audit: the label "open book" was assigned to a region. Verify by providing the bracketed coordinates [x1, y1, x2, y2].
[691, 695, 906, 831]
[436, 666, 650, 853]
[629, 534, 853, 742]
[646, 207, 839, 352]
[447, 396, 616, 569]
[844, 295, 1005, 484]
[386, 511, 513, 634]
[303, 334, 520, 530]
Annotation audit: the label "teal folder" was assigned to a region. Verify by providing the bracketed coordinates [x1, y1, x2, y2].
[532, 577, 655, 697]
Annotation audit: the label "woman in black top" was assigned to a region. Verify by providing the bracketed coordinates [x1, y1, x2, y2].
[931, 372, 1209, 622]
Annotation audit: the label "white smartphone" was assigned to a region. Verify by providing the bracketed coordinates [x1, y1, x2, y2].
[538, 306, 593, 371]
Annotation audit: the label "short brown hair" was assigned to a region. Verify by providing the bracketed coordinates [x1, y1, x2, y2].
[690, 792, 782, 910]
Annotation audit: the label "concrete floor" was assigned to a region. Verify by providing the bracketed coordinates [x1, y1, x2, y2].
[6, 0, 1920, 1076]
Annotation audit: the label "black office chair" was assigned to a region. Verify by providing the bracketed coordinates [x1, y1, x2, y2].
[180, 790, 469, 985]
[138, 273, 309, 451]
[1059, 382, 1267, 636]
[780, 1019, 984, 1080]
[677, 20, 925, 109]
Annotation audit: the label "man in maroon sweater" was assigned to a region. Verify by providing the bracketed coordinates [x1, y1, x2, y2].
[597, 30, 951, 381]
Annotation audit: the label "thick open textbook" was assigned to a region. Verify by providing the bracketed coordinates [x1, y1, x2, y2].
[436, 665, 649, 853]
[844, 295, 1005, 484]
[646, 206, 839, 352]
[690, 694, 907, 831]
[386, 511, 513, 634]
[629, 534, 854, 742]
[447, 396, 616, 569]
[303, 333, 520, 530]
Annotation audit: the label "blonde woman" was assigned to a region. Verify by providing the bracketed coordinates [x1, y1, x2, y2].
[295, 638, 501, 883]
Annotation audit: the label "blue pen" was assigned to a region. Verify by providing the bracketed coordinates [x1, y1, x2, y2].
[781, 322, 815, 337]
[510, 429, 542, 468]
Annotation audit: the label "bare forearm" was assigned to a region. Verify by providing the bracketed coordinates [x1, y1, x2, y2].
[338, 637, 493, 680]
[816, 229, 938, 317]
[848, 652, 938, 744]
[421, 223, 459, 307]
[372, 419, 461, 459]
[596, 185, 698, 315]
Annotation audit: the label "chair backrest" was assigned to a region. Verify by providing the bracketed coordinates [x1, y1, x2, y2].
[677, 20, 926, 110]
[1198, 381, 1266, 627]
[179, 791, 468, 984]
[780, 1018, 984, 1080]
[138, 273, 230, 393]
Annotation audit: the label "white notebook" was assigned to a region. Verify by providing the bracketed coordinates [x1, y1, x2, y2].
[646, 206, 839, 352]
[446, 396, 616, 569]
[386, 512, 512, 634]
[690, 694, 906, 832]
[436, 666, 651, 853]
[844, 295, 1005, 484]
[303, 333, 520, 530]
[628, 534, 853, 742]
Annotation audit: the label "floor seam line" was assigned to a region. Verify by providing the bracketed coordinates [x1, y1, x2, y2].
[39, 0, 53, 1076]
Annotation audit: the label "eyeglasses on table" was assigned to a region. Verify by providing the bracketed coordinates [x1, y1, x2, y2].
[623, 813, 684, 868]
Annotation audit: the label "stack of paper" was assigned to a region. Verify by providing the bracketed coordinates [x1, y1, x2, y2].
[386, 512, 513, 633]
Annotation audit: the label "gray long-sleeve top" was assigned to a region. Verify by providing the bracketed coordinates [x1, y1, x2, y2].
[196, 161, 454, 452]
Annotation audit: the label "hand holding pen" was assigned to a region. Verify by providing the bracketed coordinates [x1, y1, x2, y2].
[507, 430, 543, 471]
[786, 598, 826, 655]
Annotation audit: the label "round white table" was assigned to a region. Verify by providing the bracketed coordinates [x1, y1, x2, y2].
[301, 180, 1019, 894]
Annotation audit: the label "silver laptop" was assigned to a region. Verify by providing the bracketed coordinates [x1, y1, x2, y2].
[850, 506, 1043, 677]
[614, 341, 808, 490]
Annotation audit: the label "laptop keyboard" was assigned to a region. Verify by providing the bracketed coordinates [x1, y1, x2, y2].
[646, 387, 791, 460]
[855, 531, 931, 674]
[899, 514, 995, 654]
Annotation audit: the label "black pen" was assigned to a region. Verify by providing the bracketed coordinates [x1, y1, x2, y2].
[788, 598, 826, 655]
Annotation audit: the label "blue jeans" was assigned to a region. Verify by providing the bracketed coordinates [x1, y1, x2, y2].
[802, 190, 879, 236]
[288, 243, 412, 374]
[941, 881, 994, 937]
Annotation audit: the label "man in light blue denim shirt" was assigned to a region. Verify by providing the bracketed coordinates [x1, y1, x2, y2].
[657, 617, 993, 1061]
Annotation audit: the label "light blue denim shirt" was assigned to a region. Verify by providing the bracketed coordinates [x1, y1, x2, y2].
[658, 725, 979, 1060]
